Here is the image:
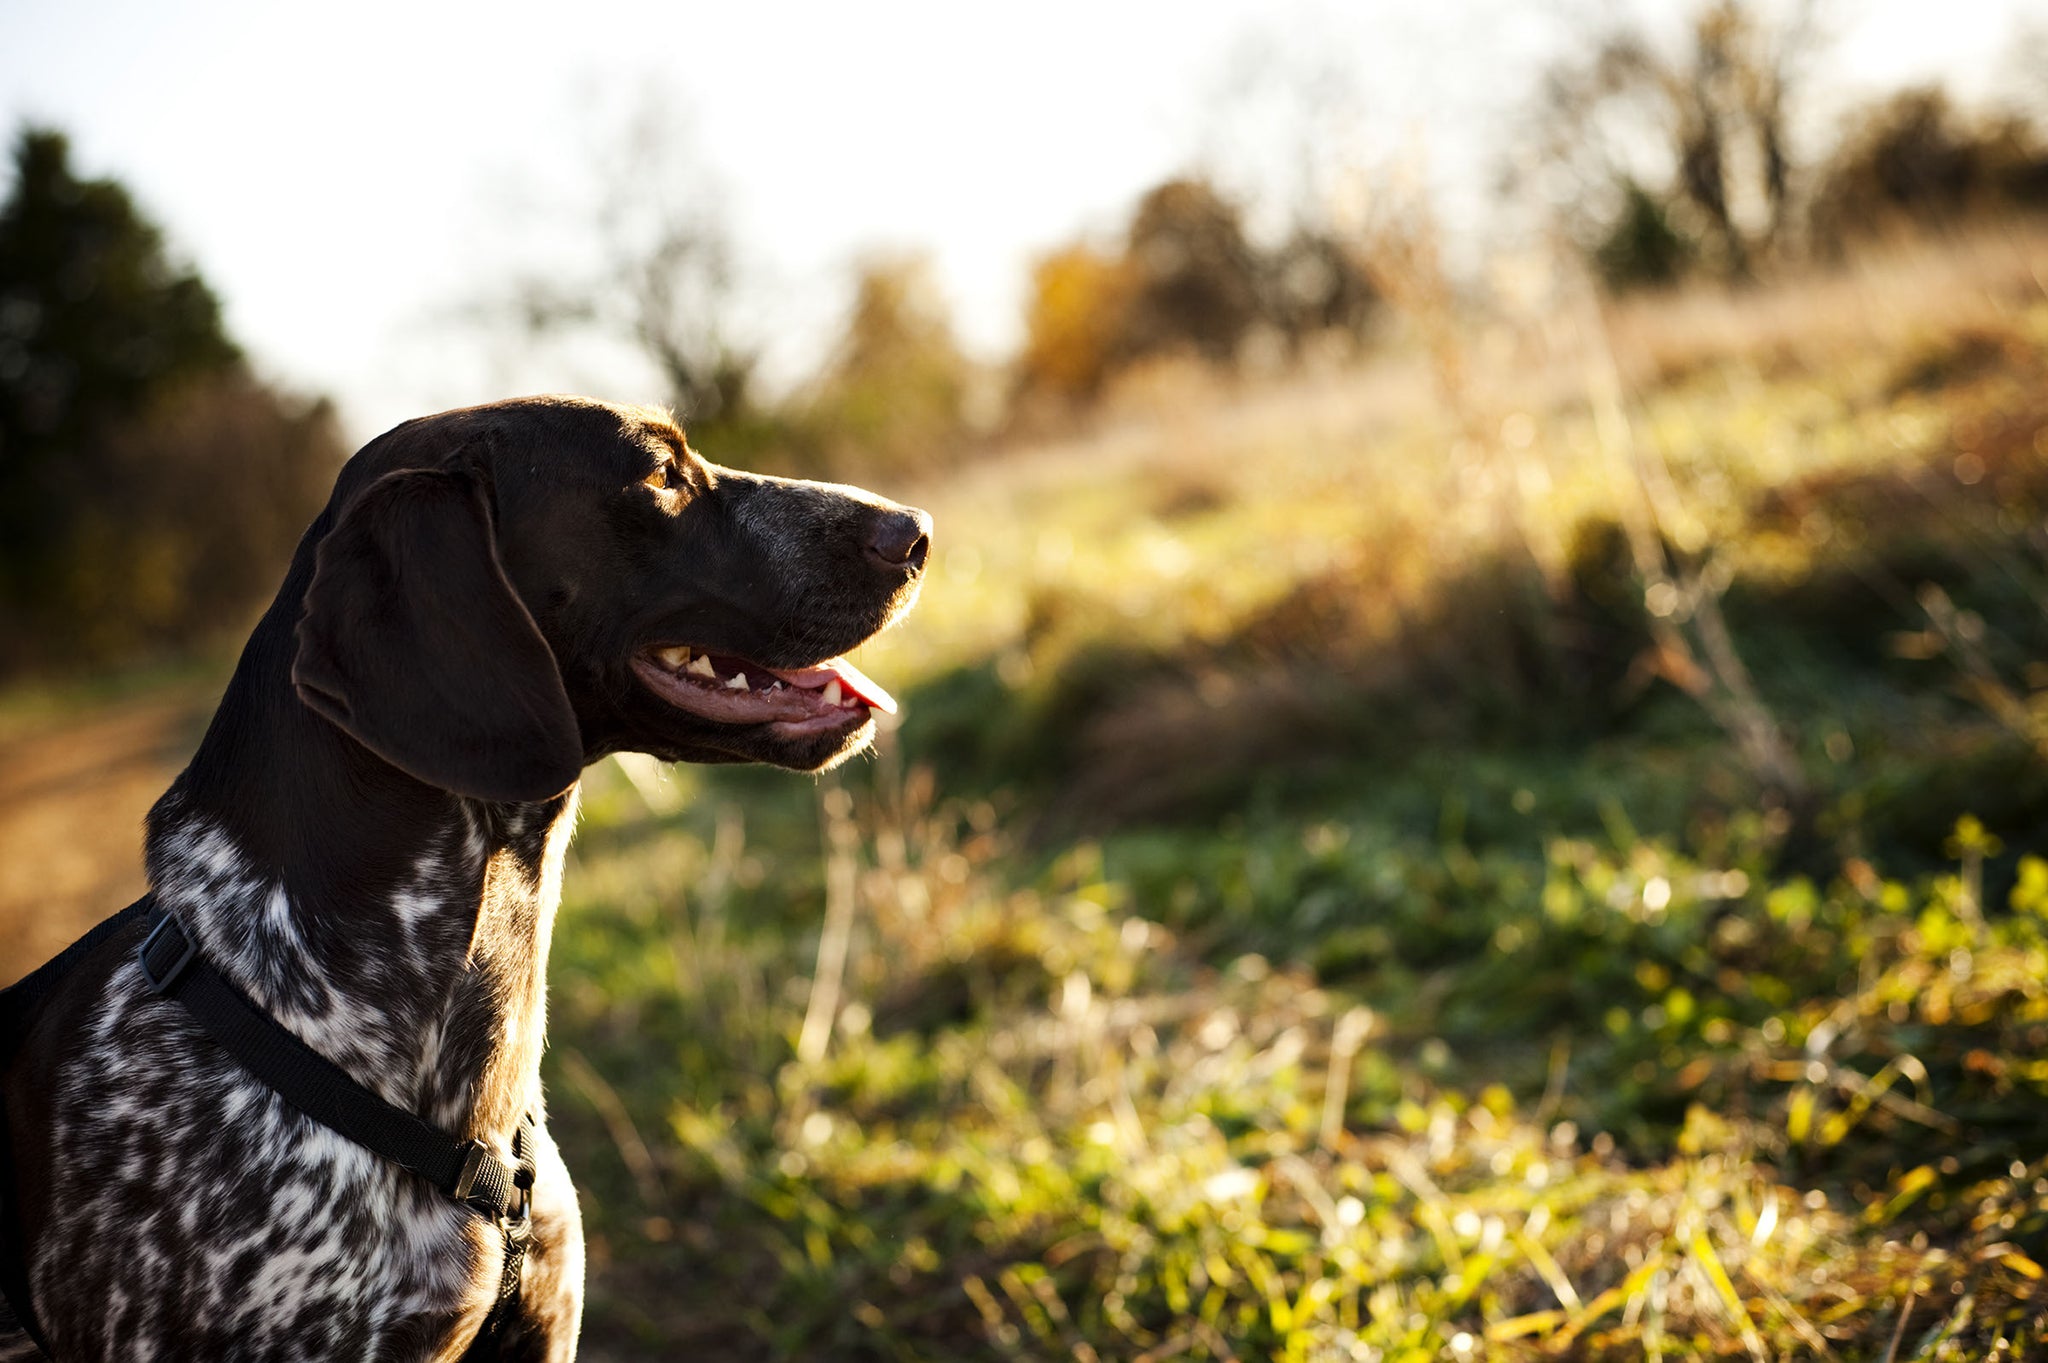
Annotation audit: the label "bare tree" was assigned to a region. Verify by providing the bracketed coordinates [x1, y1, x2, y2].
[1524, 0, 1823, 281]
[486, 95, 754, 426]
[1193, 19, 1383, 352]
[1196, 20, 1374, 241]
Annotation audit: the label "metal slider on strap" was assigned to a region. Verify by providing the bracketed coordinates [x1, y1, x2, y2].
[452, 1140, 494, 1209]
[451, 1139, 522, 1220]
[137, 915, 199, 994]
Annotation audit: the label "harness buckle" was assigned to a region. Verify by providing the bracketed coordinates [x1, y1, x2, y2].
[137, 916, 199, 995]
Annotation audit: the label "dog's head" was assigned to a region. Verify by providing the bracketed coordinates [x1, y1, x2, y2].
[287, 396, 929, 803]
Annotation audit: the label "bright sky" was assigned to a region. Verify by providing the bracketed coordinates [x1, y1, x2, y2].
[1, 0, 2036, 443]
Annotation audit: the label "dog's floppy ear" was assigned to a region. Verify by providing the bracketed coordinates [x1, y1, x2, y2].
[291, 466, 583, 802]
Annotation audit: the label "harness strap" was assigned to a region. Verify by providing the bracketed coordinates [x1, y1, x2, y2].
[136, 911, 535, 1226]
[3, 903, 541, 1358]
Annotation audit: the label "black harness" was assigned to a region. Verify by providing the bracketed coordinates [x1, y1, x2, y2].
[0, 896, 537, 1358]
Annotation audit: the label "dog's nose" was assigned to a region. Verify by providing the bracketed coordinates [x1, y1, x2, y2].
[866, 507, 932, 572]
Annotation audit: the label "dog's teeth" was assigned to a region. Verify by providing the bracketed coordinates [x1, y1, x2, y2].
[769, 681, 785, 691]
[725, 672, 749, 690]
[687, 655, 716, 679]
[657, 645, 691, 671]
[822, 679, 844, 706]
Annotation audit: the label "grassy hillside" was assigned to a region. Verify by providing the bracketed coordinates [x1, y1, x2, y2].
[6, 229, 2040, 1359]
[544, 228, 2048, 1359]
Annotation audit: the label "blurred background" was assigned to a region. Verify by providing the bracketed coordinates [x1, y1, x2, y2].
[5, 0, 2048, 1355]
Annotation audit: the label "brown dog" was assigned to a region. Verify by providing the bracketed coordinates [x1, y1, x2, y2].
[0, 396, 928, 1361]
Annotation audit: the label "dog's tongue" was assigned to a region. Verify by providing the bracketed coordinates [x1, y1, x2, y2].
[765, 656, 898, 715]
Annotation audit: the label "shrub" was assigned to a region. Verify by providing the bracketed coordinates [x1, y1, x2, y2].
[1592, 180, 1695, 291]
[799, 253, 978, 481]
[1809, 87, 2048, 252]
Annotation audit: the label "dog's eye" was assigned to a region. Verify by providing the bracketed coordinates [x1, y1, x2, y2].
[646, 461, 685, 494]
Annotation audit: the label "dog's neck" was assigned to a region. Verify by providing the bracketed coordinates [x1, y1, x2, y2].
[142, 597, 576, 1144]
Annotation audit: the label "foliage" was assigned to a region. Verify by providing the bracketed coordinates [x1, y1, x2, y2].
[798, 253, 978, 481]
[1015, 243, 1137, 408]
[1264, 228, 1378, 353]
[1013, 176, 1376, 412]
[1528, 0, 1813, 283]
[52, 374, 346, 667]
[1118, 179, 1267, 367]
[1592, 181, 1694, 291]
[0, 128, 238, 596]
[1809, 87, 2048, 252]
[0, 126, 346, 674]
[896, 301, 2048, 846]
[1529, 4, 2048, 293]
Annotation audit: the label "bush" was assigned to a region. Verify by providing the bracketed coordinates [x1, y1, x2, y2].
[1014, 243, 1136, 409]
[1012, 177, 1378, 413]
[1809, 87, 2048, 252]
[0, 373, 346, 671]
[1118, 178, 1266, 367]
[1592, 180, 1695, 291]
[798, 253, 978, 481]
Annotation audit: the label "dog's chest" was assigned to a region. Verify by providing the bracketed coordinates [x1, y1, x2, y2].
[13, 808, 572, 1358]
[32, 976, 500, 1358]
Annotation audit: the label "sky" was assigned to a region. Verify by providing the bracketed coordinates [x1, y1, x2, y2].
[1, 0, 2039, 443]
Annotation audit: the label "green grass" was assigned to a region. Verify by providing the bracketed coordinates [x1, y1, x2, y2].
[550, 769, 2048, 1359]
[537, 239, 2048, 1358]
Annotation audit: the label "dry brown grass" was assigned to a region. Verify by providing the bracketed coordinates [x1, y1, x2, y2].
[1602, 221, 2048, 391]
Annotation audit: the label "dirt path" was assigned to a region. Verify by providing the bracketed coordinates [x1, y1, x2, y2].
[0, 689, 214, 986]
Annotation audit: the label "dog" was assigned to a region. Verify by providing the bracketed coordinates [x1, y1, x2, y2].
[0, 395, 929, 1361]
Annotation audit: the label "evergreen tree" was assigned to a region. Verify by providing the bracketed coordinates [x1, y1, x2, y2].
[0, 127, 240, 598]
[0, 125, 345, 674]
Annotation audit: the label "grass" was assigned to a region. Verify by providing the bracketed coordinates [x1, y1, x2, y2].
[7, 223, 2039, 1357]
[552, 771, 2048, 1359]
[531, 224, 2048, 1357]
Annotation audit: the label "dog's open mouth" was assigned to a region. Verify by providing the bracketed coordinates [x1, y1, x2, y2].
[630, 645, 897, 734]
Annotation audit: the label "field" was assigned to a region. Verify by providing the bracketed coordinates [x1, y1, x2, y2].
[7, 228, 2048, 1359]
